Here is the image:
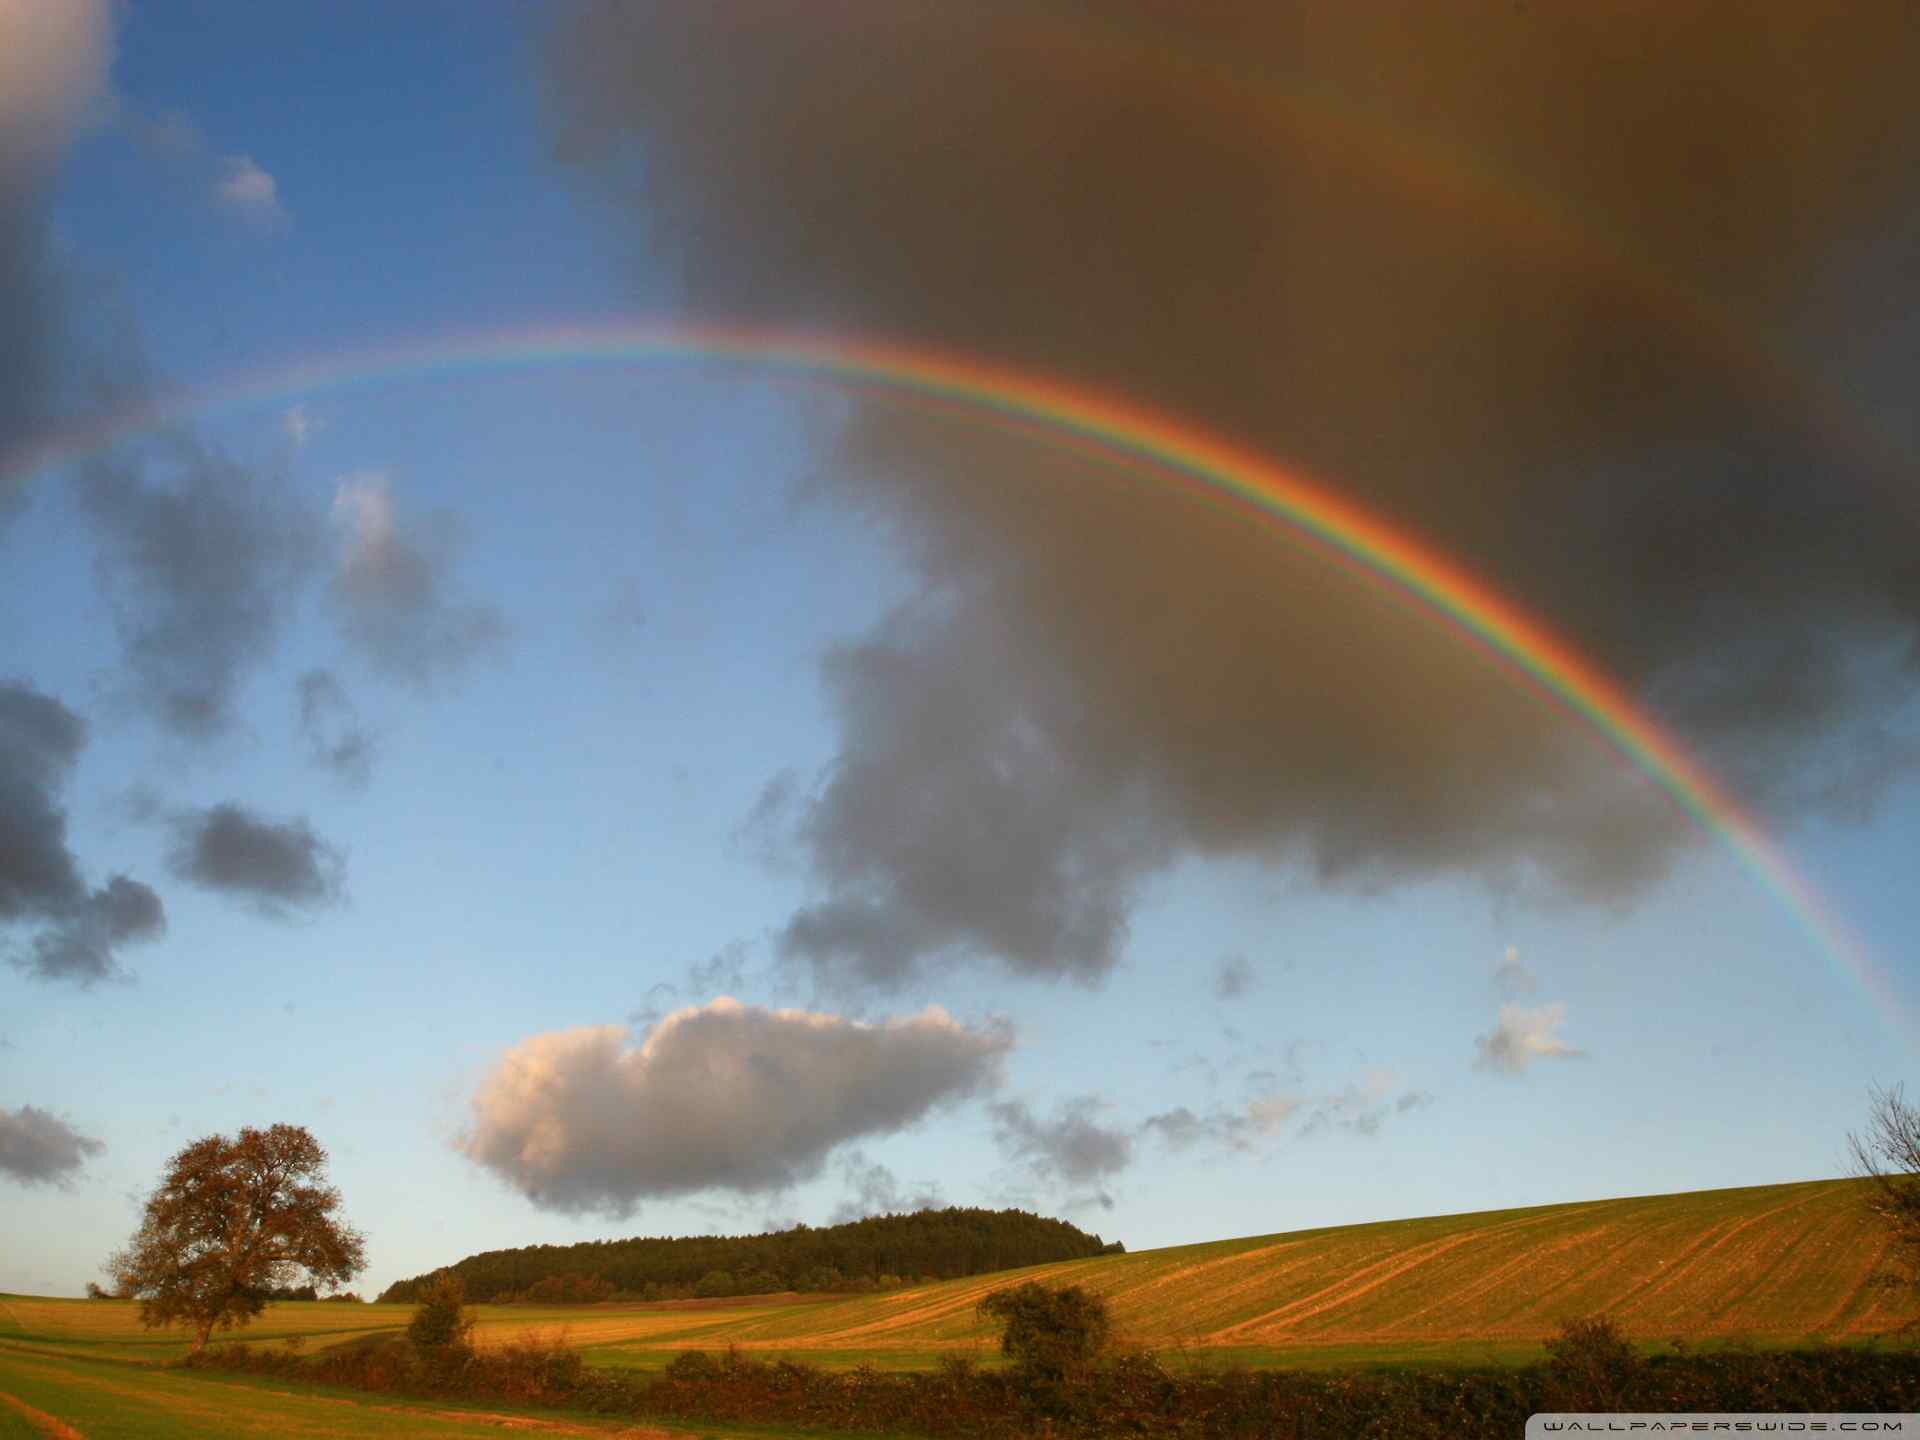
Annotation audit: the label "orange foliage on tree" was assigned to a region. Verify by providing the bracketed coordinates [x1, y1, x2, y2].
[108, 1123, 365, 1352]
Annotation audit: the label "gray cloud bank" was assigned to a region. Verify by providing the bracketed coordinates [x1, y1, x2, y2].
[547, 3, 1920, 989]
[0, 1104, 104, 1187]
[459, 998, 1011, 1216]
[1, 682, 165, 985]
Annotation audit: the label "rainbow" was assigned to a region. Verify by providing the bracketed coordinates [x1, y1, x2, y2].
[3, 320, 1903, 1040]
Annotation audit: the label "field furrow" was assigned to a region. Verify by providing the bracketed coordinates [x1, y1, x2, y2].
[3, 1174, 1909, 1422]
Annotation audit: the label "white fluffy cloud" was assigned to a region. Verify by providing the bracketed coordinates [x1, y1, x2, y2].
[459, 998, 1011, 1216]
[1475, 1002, 1585, 1075]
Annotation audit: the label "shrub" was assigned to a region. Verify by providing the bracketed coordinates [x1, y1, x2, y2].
[1545, 1313, 1643, 1409]
[978, 1280, 1113, 1388]
[489, 1329, 582, 1400]
[664, 1349, 720, 1383]
[406, 1272, 474, 1357]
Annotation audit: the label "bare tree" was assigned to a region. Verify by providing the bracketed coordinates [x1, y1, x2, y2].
[1849, 1084, 1920, 1295]
[108, 1123, 365, 1353]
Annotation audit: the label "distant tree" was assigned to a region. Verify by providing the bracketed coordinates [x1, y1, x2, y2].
[85, 1281, 112, 1300]
[107, 1123, 365, 1354]
[735, 1267, 780, 1296]
[694, 1269, 736, 1298]
[406, 1272, 474, 1356]
[1850, 1083, 1920, 1295]
[978, 1281, 1112, 1388]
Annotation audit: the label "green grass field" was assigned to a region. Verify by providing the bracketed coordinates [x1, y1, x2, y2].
[1, 1177, 1910, 1435]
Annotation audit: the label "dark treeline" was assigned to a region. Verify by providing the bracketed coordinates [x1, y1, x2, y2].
[376, 1207, 1121, 1304]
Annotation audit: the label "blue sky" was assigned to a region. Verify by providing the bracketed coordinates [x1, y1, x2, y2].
[4, 3, 1919, 1300]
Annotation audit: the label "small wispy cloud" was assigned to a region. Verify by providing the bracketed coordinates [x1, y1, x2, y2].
[331, 473, 506, 688]
[214, 153, 288, 228]
[118, 100, 291, 232]
[1213, 953, 1255, 1001]
[828, 1149, 945, 1224]
[1474, 1002, 1585, 1076]
[1144, 1069, 1429, 1152]
[295, 669, 374, 789]
[990, 1096, 1135, 1201]
[1493, 945, 1537, 998]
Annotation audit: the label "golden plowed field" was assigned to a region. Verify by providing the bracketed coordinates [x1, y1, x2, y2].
[584, 1177, 1903, 1360]
[3, 1178, 1906, 1379]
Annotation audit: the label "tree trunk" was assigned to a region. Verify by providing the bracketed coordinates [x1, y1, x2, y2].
[192, 1318, 214, 1355]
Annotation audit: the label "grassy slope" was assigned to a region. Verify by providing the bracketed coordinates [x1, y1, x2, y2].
[512, 1177, 1911, 1365]
[1, 1177, 1907, 1410]
[0, 1344, 631, 1439]
[0, 1335, 873, 1439]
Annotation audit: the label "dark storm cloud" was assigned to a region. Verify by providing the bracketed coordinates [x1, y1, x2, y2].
[77, 440, 318, 741]
[331, 475, 505, 688]
[296, 669, 374, 789]
[548, 2, 1920, 988]
[778, 599, 1171, 991]
[168, 803, 344, 913]
[460, 999, 1010, 1217]
[0, 1105, 104, 1188]
[1, 683, 166, 986]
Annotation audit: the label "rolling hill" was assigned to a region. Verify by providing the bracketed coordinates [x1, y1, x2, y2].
[4, 1178, 1905, 1377]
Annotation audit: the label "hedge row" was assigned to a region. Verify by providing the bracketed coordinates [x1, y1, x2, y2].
[192, 1331, 1920, 1438]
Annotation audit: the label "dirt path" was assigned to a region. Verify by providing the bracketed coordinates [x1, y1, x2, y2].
[416, 1412, 676, 1437]
[253, 1389, 690, 1438]
[0, 1388, 85, 1439]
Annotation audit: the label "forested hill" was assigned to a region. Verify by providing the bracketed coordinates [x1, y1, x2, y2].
[377, 1207, 1122, 1304]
